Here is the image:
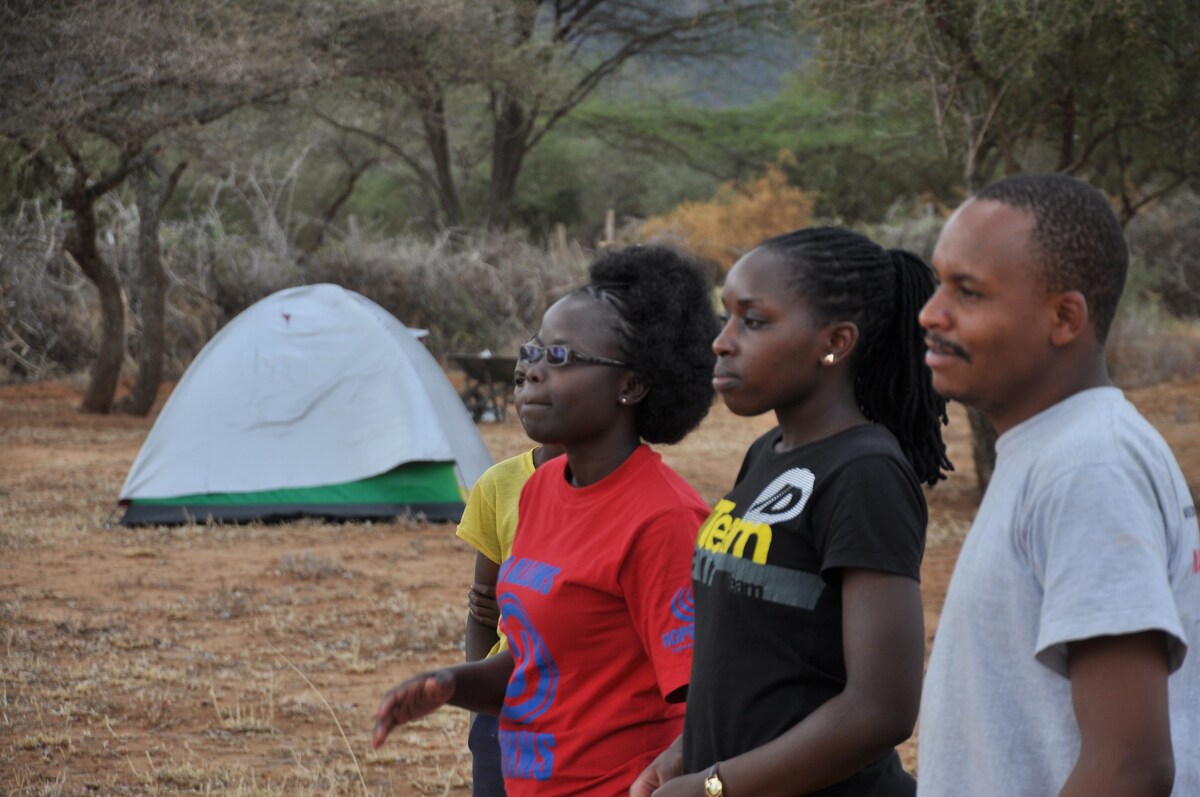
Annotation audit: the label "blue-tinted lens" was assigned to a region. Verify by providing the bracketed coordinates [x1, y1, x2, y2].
[519, 343, 578, 366]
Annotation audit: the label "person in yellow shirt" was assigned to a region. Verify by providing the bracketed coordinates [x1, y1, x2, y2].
[456, 360, 562, 797]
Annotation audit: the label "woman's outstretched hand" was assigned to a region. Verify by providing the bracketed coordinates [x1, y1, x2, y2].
[371, 670, 456, 749]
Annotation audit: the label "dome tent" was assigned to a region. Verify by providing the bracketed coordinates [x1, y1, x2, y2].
[117, 284, 492, 525]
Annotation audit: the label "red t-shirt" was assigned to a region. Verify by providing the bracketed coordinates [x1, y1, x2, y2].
[497, 444, 706, 797]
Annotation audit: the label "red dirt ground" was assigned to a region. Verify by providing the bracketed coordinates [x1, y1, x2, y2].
[2, 378, 1197, 795]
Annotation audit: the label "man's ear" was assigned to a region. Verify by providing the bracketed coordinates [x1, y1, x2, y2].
[1049, 290, 1089, 347]
[618, 374, 649, 406]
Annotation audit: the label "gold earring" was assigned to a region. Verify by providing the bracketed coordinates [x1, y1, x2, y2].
[822, 353, 836, 366]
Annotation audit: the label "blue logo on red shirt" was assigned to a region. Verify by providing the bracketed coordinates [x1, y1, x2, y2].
[499, 592, 559, 781]
[499, 557, 560, 595]
[661, 586, 695, 654]
[500, 593, 559, 722]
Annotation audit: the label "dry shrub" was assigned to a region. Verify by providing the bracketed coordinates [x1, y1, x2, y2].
[1, 187, 589, 386]
[0, 201, 99, 381]
[1125, 191, 1200, 318]
[193, 163, 313, 319]
[196, 160, 590, 358]
[304, 229, 588, 358]
[0, 196, 224, 386]
[276, 551, 347, 581]
[859, 209, 947, 263]
[205, 583, 258, 620]
[1107, 302, 1200, 388]
[1108, 205, 1200, 388]
[385, 593, 464, 653]
[640, 160, 817, 273]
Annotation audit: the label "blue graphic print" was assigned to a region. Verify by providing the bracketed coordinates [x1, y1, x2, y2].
[501, 592, 559, 722]
[661, 586, 695, 654]
[671, 585, 695, 622]
[499, 591, 559, 781]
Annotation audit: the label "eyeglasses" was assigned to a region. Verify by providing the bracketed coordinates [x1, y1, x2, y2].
[518, 343, 629, 369]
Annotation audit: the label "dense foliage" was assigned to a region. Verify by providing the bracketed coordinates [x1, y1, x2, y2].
[3, 0, 1200, 404]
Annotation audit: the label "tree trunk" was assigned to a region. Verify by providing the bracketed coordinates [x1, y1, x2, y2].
[121, 159, 181, 416]
[967, 405, 998, 490]
[63, 186, 124, 414]
[418, 90, 465, 229]
[486, 93, 532, 231]
[300, 155, 365, 260]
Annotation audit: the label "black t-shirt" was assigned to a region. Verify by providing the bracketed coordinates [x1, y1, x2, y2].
[683, 424, 925, 796]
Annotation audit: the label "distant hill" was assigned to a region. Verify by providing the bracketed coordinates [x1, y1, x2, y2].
[600, 20, 810, 107]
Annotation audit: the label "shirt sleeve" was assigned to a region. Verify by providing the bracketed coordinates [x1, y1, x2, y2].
[618, 505, 706, 700]
[1026, 462, 1187, 677]
[456, 475, 503, 564]
[814, 454, 926, 580]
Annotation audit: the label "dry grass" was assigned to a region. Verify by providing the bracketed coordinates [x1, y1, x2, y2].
[3, 377, 1199, 795]
[0, 380, 560, 795]
[0, 380, 878, 794]
[276, 551, 350, 581]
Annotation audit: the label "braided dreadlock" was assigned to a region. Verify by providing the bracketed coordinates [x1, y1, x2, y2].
[760, 227, 952, 486]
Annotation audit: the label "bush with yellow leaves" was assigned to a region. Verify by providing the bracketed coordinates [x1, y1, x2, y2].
[640, 159, 816, 274]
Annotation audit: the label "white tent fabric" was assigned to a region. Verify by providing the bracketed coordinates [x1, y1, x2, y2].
[119, 283, 492, 500]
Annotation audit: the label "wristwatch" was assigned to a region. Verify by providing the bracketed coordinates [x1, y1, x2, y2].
[703, 762, 724, 797]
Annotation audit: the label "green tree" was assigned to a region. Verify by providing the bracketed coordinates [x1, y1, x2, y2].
[808, 0, 1200, 213]
[808, 0, 1200, 487]
[574, 74, 959, 222]
[0, 0, 316, 413]
[314, 0, 784, 231]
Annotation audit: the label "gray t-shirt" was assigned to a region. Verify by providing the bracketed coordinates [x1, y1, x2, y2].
[918, 387, 1200, 796]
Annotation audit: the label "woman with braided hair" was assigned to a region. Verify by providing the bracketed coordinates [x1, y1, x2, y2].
[634, 227, 951, 797]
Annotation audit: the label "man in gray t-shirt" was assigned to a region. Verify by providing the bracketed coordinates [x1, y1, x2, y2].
[916, 174, 1200, 797]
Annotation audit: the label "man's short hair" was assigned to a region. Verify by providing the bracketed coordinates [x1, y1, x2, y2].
[976, 174, 1128, 343]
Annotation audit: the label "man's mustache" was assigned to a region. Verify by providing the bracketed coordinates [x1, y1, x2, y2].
[925, 333, 970, 362]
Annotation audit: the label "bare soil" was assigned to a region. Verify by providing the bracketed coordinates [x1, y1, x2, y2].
[3, 378, 1198, 795]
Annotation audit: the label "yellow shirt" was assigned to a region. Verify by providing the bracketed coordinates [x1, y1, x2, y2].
[455, 448, 538, 656]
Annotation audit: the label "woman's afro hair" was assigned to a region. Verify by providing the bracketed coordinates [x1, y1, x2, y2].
[578, 246, 719, 444]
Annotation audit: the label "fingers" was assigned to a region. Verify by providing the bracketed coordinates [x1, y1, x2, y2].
[629, 760, 669, 796]
[629, 768, 663, 797]
[371, 684, 412, 749]
[468, 584, 501, 626]
[371, 714, 392, 749]
[372, 679, 430, 747]
[370, 672, 456, 749]
[630, 741, 683, 796]
[468, 603, 500, 625]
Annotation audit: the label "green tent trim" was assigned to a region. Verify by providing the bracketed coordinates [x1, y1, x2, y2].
[120, 461, 466, 525]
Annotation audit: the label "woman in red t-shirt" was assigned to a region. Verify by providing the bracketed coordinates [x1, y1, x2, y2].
[372, 246, 719, 797]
